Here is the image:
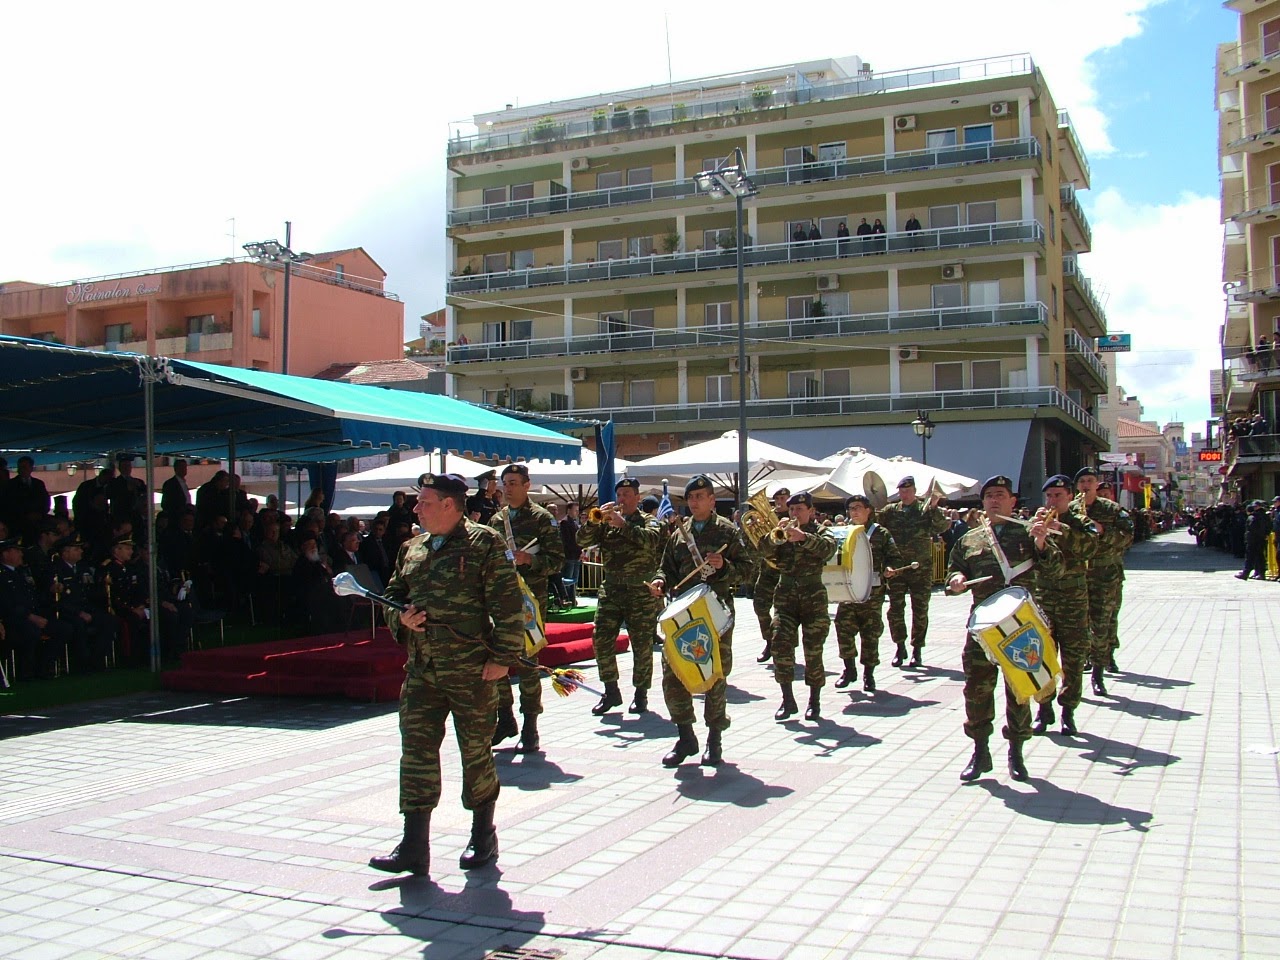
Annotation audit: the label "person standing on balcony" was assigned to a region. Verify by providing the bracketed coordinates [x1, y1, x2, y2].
[872, 218, 887, 254]
[878, 477, 949, 669]
[836, 221, 850, 257]
[904, 213, 922, 251]
[1259, 336, 1273, 373]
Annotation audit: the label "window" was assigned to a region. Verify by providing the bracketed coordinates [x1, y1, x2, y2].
[630, 380, 655, 406]
[596, 171, 623, 190]
[186, 314, 217, 334]
[929, 205, 960, 229]
[822, 368, 851, 396]
[934, 362, 964, 391]
[511, 319, 533, 341]
[705, 302, 733, 327]
[963, 123, 994, 144]
[1264, 17, 1280, 57]
[926, 128, 957, 150]
[512, 249, 535, 270]
[482, 321, 506, 343]
[549, 392, 569, 412]
[1048, 209, 1056, 243]
[787, 296, 814, 320]
[786, 219, 814, 241]
[968, 280, 1001, 307]
[252, 308, 264, 338]
[600, 381, 624, 407]
[627, 167, 653, 185]
[1051, 283, 1058, 320]
[482, 389, 507, 406]
[482, 186, 506, 206]
[628, 308, 655, 328]
[510, 388, 533, 409]
[787, 370, 819, 399]
[628, 236, 654, 257]
[1267, 90, 1280, 132]
[1046, 134, 1053, 164]
[334, 264, 345, 280]
[703, 228, 734, 251]
[967, 201, 998, 225]
[601, 311, 626, 335]
[483, 252, 509, 273]
[784, 146, 814, 167]
[818, 142, 847, 162]
[822, 292, 850, 316]
[971, 360, 1002, 389]
[707, 374, 733, 403]
[932, 284, 964, 309]
[597, 239, 624, 261]
[819, 215, 847, 239]
[1268, 161, 1280, 206]
[510, 182, 534, 201]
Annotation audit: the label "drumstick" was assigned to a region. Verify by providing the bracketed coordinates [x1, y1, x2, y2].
[885, 561, 920, 576]
[946, 574, 995, 593]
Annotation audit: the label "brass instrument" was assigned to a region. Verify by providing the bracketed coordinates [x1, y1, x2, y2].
[770, 518, 796, 544]
[737, 488, 780, 549]
[586, 502, 619, 525]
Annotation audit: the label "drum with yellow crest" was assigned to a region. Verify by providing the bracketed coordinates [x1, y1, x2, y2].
[967, 586, 1061, 704]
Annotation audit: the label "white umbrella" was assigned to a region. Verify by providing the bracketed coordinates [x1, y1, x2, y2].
[794, 447, 898, 502]
[873, 455, 980, 501]
[335, 452, 491, 497]
[795, 447, 978, 504]
[625, 430, 826, 499]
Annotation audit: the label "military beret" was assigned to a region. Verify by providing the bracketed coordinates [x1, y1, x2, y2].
[897, 476, 916, 489]
[981, 475, 1015, 496]
[0, 537, 23, 552]
[1041, 474, 1073, 493]
[787, 491, 814, 507]
[416, 473, 469, 496]
[500, 463, 529, 479]
[772, 486, 791, 497]
[1097, 479, 1114, 490]
[684, 475, 714, 497]
[1074, 466, 1099, 481]
[845, 494, 873, 511]
[614, 478, 640, 492]
[639, 495, 660, 511]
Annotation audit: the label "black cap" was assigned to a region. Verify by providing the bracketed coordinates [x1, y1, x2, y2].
[116, 452, 136, 463]
[684, 475, 714, 497]
[500, 463, 529, 479]
[640, 495, 660, 511]
[787, 492, 813, 508]
[54, 534, 84, 552]
[417, 473, 470, 496]
[112, 534, 135, 547]
[477, 470, 497, 484]
[1074, 466, 1100, 481]
[615, 478, 640, 492]
[1041, 474, 1073, 493]
[981, 476, 1015, 496]
[773, 486, 791, 497]
[0, 537, 23, 552]
[1097, 479, 1114, 490]
[897, 476, 916, 489]
[845, 494, 873, 511]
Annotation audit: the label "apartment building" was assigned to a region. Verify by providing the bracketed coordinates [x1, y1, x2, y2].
[445, 54, 1110, 488]
[1219, 0, 1280, 499]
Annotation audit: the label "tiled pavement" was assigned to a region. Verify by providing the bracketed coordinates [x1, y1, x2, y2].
[0, 531, 1276, 959]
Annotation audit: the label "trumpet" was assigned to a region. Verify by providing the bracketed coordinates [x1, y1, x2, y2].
[586, 502, 619, 524]
[770, 518, 796, 543]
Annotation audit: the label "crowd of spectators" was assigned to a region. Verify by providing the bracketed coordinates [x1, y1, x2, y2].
[1190, 498, 1280, 581]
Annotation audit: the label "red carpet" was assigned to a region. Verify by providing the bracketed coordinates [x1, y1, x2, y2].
[161, 622, 628, 703]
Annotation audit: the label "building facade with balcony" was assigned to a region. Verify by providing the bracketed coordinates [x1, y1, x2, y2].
[0, 248, 404, 377]
[445, 54, 1110, 489]
[1218, 0, 1280, 497]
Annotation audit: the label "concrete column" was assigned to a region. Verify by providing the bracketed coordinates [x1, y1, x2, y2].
[1025, 334, 1041, 388]
[748, 280, 759, 326]
[745, 133, 757, 173]
[676, 214, 687, 253]
[747, 206, 759, 248]
[678, 359, 689, 405]
[565, 367, 574, 408]
[563, 228, 573, 265]
[674, 142, 685, 181]
[564, 158, 574, 194]
[884, 116, 896, 157]
[885, 190, 898, 233]
[889, 347, 901, 395]
[1018, 96, 1032, 140]
[887, 268, 900, 314]
[564, 297, 574, 339]
[1023, 255, 1037, 304]
[676, 287, 687, 332]
[1021, 172, 1035, 223]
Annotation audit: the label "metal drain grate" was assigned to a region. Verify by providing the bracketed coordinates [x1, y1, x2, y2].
[483, 949, 565, 960]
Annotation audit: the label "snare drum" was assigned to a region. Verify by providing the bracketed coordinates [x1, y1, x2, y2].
[821, 525, 875, 604]
[658, 584, 733, 694]
[967, 586, 1061, 704]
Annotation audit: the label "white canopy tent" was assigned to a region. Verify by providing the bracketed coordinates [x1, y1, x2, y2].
[793, 447, 979, 504]
[625, 430, 826, 500]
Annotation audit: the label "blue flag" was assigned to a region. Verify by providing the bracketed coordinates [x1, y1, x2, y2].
[658, 479, 674, 520]
[595, 420, 617, 501]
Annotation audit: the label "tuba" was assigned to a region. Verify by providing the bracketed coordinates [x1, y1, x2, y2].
[737, 488, 780, 549]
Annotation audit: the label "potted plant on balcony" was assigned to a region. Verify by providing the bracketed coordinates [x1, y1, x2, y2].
[672, 102, 689, 121]
[592, 109, 608, 132]
[633, 105, 650, 128]
[660, 231, 682, 255]
[752, 85, 773, 109]
[611, 105, 631, 130]
[809, 298, 828, 319]
[530, 116, 562, 142]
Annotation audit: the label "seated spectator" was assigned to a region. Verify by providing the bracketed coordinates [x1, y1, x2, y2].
[292, 534, 340, 633]
[1, 535, 71, 679]
[360, 516, 393, 586]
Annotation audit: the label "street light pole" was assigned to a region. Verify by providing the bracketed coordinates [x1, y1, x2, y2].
[912, 409, 936, 465]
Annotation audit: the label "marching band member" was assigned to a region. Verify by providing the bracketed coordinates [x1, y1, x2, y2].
[488, 464, 564, 754]
[578, 478, 664, 717]
[649, 476, 752, 767]
[1074, 467, 1134, 693]
[878, 476, 950, 668]
[759, 492, 838, 721]
[833, 495, 902, 694]
[753, 486, 791, 663]
[947, 476, 1061, 783]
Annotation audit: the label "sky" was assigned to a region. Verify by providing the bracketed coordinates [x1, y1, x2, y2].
[1, 0, 1235, 433]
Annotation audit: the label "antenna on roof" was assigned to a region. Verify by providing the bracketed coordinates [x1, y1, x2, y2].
[226, 217, 236, 260]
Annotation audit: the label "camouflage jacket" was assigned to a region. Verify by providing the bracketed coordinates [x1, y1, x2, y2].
[577, 508, 663, 589]
[948, 519, 1063, 611]
[488, 501, 565, 594]
[1078, 495, 1134, 568]
[878, 499, 950, 567]
[759, 520, 838, 587]
[860, 522, 903, 603]
[383, 519, 524, 671]
[659, 514, 752, 604]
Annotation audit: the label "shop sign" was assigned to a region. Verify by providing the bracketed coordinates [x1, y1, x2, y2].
[66, 279, 162, 305]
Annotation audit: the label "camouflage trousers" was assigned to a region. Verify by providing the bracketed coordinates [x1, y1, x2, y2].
[592, 586, 660, 690]
[498, 592, 547, 716]
[1086, 569, 1125, 662]
[398, 663, 500, 814]
[771, 582, 831, 688]
[962, 635, 1031, 743]
[663, 624, 734, 731]
[1042, 591, 1089, 709]
[834, 597, 885, 666]
[753, 565, 780, 635]
[887, 566, 932, 649]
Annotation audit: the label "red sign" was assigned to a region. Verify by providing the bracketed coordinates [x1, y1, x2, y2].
[1198, 450, 1224, 462]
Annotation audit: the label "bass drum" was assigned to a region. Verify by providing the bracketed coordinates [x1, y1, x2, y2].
[967, 586, 1061, 704]
[658, 584, 733, 694]
[821, 525, 875, 604]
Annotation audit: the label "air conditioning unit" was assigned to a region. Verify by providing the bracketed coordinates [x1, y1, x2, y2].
[898, 346, 920, 361]
[570, 157, 591, 172]
[729, 357, 742, 373]
[656, 442, 672, 452]
[570, 367, 587, 382]
[816, 274, 840, 292]
[894, 115, 917, 132]
[941, 263, 964, 280]
[990, 102, 1010, 117]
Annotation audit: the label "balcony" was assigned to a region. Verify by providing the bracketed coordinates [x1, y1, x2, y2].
[449, 138, 1041, 229]
[1224, 181, 1280, 223]
[1224, 109, 1280, 152]
[88, 332, 235, 357]
[1059, 183, 1092, 252]
[1056, 110, 1092, 189]
[1229, 265, 1280, 302]
[448, 302, 1048, 367]
[1062, 253, 1108, 338]
[1221, 35, 1280, 83]
[1226, 433, 1280, 478]
[1064, 327, 1107, 392]
[448, 221, 1045, 297]
[1223, 0, 1280, 16]
[448, 55, 1036, 157]
[570, 385, 1108, 444]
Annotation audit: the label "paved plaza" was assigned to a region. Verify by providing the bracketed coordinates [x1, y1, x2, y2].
[0, 531, 1275, 960]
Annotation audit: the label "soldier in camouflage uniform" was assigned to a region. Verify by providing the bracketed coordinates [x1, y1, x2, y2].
[1032, 475, 1098, 736]
[488, 464, 565, 754]
[369, 473, 525, 879]
[650, 476, 752, 768]
[579, 478, 664, 716]
[833, 495, 903, 694]
[752, 487, 791, 663]
[947, 475, 1062, 783]
[760, 491, 838, 721]
[1075, 467, 1134, 694]
[878, 476, 949, 668]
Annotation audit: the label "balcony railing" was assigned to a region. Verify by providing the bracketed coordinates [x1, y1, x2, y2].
[1224, 181, 1280, 221]
[1061, 253, 1108, 332]
[1227, 434, 1280, 475]
[449, 221, 1044, 295]
[1059, 183, 1092, 250]
[449, 138, 1041, 227]
[448, 55, 1036, 156]
[1221, 36, 1280, 78]
[1224, 109, 1280, 148]
[1229, 266, 1280, 302]
[1056, 109, 1092, 186]
[1064, 327, 1107, 388]
[448, 302, 1047, 364]
[569, 385, 1107, 442]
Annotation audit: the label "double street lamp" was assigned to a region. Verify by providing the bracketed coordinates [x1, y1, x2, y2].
[912, 409, 936, 465]
[694, 148, 758, 501]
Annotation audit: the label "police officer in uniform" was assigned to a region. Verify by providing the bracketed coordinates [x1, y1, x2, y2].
[466, 471, 501, 525]
[878, 476, 949, 668]
[97, 535, 148, 665]
[51, 534, 116, 671]
[833, 495, 903, 694]
[0, 537, 71, 679]
[1075, 466, 1134, 694]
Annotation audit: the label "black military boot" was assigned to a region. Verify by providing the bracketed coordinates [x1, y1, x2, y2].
[662, 724, 699, 768]
[458, 800, 498, 870]
[516, 715, 540, 753]
[775, 683, 798, 720]
[700, 729, 723, 767]
[862, 667, 876, 693]
[491, 707, 518, 746]
[834, 659, 857, 688]
[909, 645, 924, 668]
[1107, 653, 1119, 673]
[369, 811, 430, 876]
[1032, 701, 1055, 735]
[1060, 706, 1078, 736]
[591, 681, 623, 716]
[1008, 742, 1029, 782]
[629, 689, 648, 714]
[891, 643, 908, 667]
[757, 641, 772, 663]
[804, 688, 821, 721]
[1091, 665, 1108, 697]
[959, 741, 993, 782]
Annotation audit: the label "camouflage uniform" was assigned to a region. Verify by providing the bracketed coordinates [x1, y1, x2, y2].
[579, 509, 663, 690]
[1031, 506, 1097, 710]
[948, 522, 1062, 744]
[1080, 496, 1134, 664]
[760, 521, 838, 687]
[488, 501, 565, 717]
[878, 499, 949, 653]
[383, 519, 524, 814]
[751, 508, 787, 634]
[658, 516, 751, 731]
[834, 523, 901, 667]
